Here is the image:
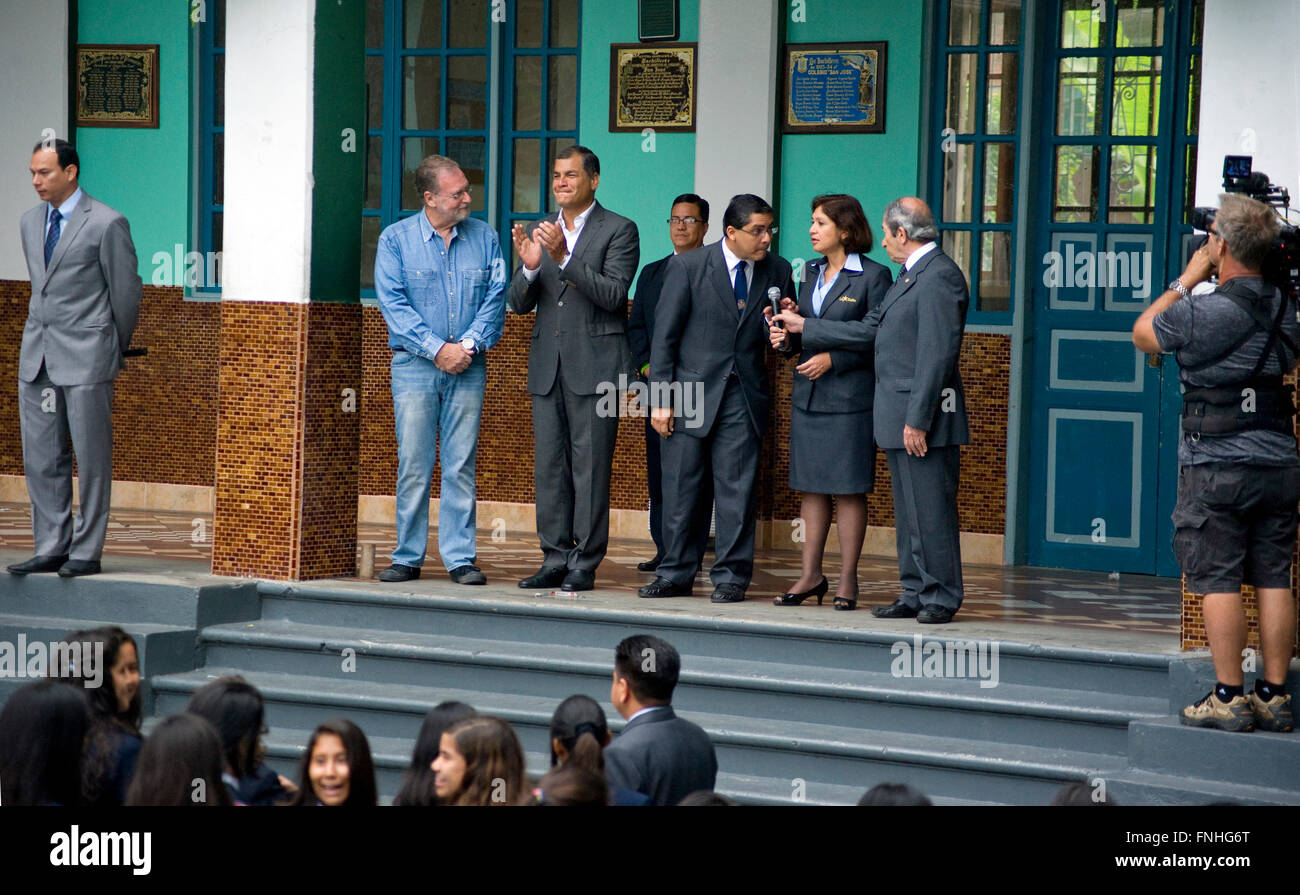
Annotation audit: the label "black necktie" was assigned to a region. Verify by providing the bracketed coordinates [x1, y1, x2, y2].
[44, 210, 63, 267]
[733, 261, 747, 313]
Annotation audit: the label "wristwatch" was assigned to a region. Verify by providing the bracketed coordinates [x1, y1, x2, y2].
[459, 337, 476, 354]
[1167, 278, 1190, 299]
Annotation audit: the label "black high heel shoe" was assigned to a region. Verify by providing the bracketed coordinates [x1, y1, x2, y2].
[833, 594, 858, 611]
[773, 576, 829, 607]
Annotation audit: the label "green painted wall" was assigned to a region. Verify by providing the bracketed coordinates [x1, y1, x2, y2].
[77, 0, 191, 281]
[777, 0, 925, 272]
[578, 0, 699, 270]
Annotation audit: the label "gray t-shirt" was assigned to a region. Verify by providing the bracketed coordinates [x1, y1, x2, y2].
[1152, 276, 1300, 467]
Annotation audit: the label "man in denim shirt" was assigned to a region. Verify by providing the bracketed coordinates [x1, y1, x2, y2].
[374, 155, 506, 584]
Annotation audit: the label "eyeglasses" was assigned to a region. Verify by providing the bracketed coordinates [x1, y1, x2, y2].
[435, 187, 473, 201]
[667, 216, 703, 226]
[736, 225, 778, 238]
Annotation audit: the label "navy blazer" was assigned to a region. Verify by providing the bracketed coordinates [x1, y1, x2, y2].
[603, 706, 718, 806]
[627, 253, 673, 372]
[784, 254, 892, 413]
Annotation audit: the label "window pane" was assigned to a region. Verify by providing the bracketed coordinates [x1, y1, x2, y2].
[983, 142, 1015, 223]
[366, 55, 383, 129]
[449, 0, 487, 47]
[948, 0, 980, 45]
[1053, 144, 1100, 222]
[546, 137, 575, 213]
[213, 132, 223, 206]
[215, 0, 226, 48]
[214, 54, 225, 127]
[1182, 144, 1198, 225]
[987, 0, 1021, 45]
[365, 136, 382, 209]
[1108, 144, 1157, 224]
[945, 53, 978, 133]
[1191, 0, 1204, 45]
[212, 212, 223, 255]
[446, 137, 486, 212]
[979, 231, 1011, 311]
[985, 52, 1018, 134]
[403, 56, 441, 130]
[405, 0, 443, 48]
[943, 142, 975, 223]
[361, 215, 380, 291]
[403, 137, 441, 210]
[943, 230, 973, 293]
[1057, 56, 1101, 136]
[448, 55, 487, 130]
[1115, 0, 1163, 47]
[1060, 0, 1106, 49]
[1186, 54, 1200, 136]
[549, 56, 577, 132]
[513, 138, 541, 214]
[1111, 55, 1160, 138]
[550, 0, 580, 48]
[514, 56, 542, 130]
[366, 0, 384, 49]
[516, 0, 544, 48]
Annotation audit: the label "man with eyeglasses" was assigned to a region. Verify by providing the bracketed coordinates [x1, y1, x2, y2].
[373, 155, 506, 585]
[640, 194, 795, 603]
[627, 193, 715, 573]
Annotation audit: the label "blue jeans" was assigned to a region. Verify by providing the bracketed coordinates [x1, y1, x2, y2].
[391, 351, 486, 570]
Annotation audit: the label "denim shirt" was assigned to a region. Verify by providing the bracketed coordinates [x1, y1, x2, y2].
[374, 212, 507, 360]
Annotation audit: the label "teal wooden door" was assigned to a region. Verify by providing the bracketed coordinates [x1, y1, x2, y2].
[1027, 0, 1202, 574]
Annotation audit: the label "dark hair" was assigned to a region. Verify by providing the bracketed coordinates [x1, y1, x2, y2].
[812, 193, 873, 254]
[32, 137, 79, 173]
[722, 194, 775, 232]
[0, 680, 89, 806]
[441, 716, 528, 806]
[856, 783, 933, 806]
[556, 144, 599, 178]
[677, 790, 735, 806]
[59, 626, 140, 805]
[393, 701, 477, 806]
[125, 713, 232, 806]
[672, 192, 710, 223]
[534, 764, 609, 806]
[614, 634, 680, 704]
[185, 675, 266, 779]
[1050, 781, 1116, 806]
[292, 719, 378, 807]
[548, 694, 608, 771]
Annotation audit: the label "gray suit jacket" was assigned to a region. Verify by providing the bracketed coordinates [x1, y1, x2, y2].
[801, 247, 970, 450]
[19, 193, 142, 386]
[506, 201, 640, 396]
[603, 706, 718, 806]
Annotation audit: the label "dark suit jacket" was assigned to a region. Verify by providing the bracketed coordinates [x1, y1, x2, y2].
[627, 253, 673, 373]
[603, 706, 718, 806]
[783, 254, 892, 413]
[801, 246, 970, 450]
[649, 242, 795, 436]
[506, 201, 640, 395]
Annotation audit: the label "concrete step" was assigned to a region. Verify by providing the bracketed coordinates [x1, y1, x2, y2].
[1127, 716, 1300, 790]
[0, 572, 259, 629]
[1104, 767, 1300, 806]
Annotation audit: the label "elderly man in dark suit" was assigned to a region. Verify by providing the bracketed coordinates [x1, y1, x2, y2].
[604, 634, 717, 806]
[641, 194, 796, 603]
[775, 197, 969, 624]
[508, 146, 639, 592]
[8, 139, 141, 578]
[626, 192, 714, 573]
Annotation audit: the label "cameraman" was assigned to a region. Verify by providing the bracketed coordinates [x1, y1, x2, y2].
[1134, 192, 1296, 733]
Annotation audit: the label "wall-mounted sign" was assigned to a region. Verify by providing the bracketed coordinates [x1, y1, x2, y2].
[75, 44, 160, 129]
[638, 0, 679, 41]
[782, 42, 887, 134]
[609, 43, 696, 133]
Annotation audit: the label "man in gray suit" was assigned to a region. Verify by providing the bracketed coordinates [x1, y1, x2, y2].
[775, 197, 969, 623]
[8, 140, 141, 578]
[604, 634, 717, 806]
[508, 146, 639, 592]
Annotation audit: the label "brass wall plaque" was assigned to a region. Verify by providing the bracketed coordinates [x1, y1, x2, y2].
[75, 44, 160, 129]
[609, 43, 696, 132]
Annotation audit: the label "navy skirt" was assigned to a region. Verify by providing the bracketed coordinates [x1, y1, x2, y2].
[788, 405, 876, 494]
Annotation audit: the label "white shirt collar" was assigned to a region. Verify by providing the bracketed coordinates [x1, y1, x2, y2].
[559, 200, 596, 232]
[720, 239, 746, 273]
[904, 241, 938, 271]
[628, 705, 669, 723]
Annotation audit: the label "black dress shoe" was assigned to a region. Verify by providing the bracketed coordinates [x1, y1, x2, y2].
[57, 560, 101, 578]
[378, 563, 421, 582]
[773, 576, 828, 607]
[519, 567, 568, 589]
[560, 569, 595, 591]
[638, 577, 692, 598]
[7, 554, 69, 575]
[871, 598, 919, 619]
[636, 555, 662, 572]
[711, 584, 745, 603]
[449, 564, 486, 585]
[917, 604, 956, 625]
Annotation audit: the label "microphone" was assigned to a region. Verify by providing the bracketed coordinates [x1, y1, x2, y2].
[767, 287, 783, 328]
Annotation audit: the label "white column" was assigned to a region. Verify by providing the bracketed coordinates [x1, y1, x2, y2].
[222, 0, 315, 302]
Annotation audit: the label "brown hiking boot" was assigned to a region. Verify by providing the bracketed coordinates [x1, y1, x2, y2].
[1247, 691, 1294, 733]
[1180, 691, 1255, 732]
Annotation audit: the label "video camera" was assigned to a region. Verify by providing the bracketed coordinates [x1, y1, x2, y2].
[1190, 155, 1299, 299]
